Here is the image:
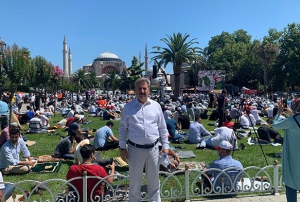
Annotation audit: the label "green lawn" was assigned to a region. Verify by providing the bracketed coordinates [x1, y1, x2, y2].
[3, 111, 283, 200]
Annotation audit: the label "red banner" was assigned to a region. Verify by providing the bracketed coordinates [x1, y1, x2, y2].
[243, 89, 258, 94]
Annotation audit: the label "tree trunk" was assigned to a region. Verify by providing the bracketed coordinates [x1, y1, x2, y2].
[263, 65, 267, 97]
[173, 63, 182, 100]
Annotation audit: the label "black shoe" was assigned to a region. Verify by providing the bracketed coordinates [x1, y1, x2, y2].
[240, 143, 247, 150]
[247, 131, 252, 137]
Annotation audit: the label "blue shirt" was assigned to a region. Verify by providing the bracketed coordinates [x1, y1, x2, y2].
[188, 121, 211, 144]
[181, 105, 187, 114]
[208, 155, 243, 191]
[166, 119, 177, 138]
[273, 114, 300, 190]
[0, 101, 9, 116]
[93, 126, 113, 148]
[0, 138, 31, 169]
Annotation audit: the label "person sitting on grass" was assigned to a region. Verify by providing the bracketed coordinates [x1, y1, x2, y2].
[28, 112, 48, 133]
[74, 133, 90, 165]
[52, 129, 77, 159]
[93, 121, 119, 151]
[188, 115, 212, 144]
[66, 144, 115, 201]
[201, 141, 243, 194]
[222, 115, 235, 129]
[0, 127, 36, 175]
[24, 105, 35, 123]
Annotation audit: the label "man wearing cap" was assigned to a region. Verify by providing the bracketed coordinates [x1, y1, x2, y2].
[0, 127, 36, 174]
[68, 114, 86, 137]
[202, 141, 243, 192]
[119, 77, 169, 202]
[0, 122, 19, 148]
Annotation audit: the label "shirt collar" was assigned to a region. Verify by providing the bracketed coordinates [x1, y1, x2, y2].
[134, 98, 151, 106]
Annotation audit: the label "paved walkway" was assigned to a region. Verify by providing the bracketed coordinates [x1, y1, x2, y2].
[190, 193, 298, 201]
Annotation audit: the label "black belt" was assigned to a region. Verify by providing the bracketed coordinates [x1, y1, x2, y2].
[0, 115, 7, 116]
[128, 139, 159, 149]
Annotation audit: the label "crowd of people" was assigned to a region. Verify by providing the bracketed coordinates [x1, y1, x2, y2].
[0, 83, 299, 201]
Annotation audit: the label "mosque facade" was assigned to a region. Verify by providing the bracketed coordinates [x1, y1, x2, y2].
[82, 51, 126, 78]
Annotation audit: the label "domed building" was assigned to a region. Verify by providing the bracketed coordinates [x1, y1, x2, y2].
[82, 51, 126, 77]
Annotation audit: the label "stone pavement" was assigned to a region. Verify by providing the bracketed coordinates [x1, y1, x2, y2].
[189, 193, 296, 201]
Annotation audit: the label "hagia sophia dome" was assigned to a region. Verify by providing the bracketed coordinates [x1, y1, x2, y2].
[95, 51, 122, 62]
[82, 51, 126, 76]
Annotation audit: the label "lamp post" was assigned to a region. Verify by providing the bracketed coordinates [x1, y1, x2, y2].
[0, 38, 7, 100]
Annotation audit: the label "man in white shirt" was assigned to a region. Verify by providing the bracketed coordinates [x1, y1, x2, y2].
[198, 126, 238, 150]
[239, 113, 250, 129]
[119, 77, 169, 202]
[251, 106, 267, 125]
[163, 106, 173, 120]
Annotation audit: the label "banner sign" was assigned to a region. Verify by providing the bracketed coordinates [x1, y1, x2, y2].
[243, 89, 258, 94]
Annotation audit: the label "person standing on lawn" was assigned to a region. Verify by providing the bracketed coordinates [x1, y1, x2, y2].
[272, 99, 300, 202]
[119, 77, 169, 202]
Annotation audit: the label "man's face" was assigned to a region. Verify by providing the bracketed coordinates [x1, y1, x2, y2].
[10, 134, 20, 145]
[135, 81, 149, 104]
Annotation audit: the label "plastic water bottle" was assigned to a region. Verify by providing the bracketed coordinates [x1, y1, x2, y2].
[160, 153, 170, 168]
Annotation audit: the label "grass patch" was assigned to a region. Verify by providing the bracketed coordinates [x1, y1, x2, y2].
[3, 110, 283, 200]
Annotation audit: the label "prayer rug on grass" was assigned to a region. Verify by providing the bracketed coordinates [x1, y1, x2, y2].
[176, 150, 196, 159]
[35, 155, 64, 163]
[25, 140, 36, 147]
[177, 161, 205, 171]
[30, 161, 62, 174]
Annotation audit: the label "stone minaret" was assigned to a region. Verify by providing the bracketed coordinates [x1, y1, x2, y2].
[68, 47, 72, 76]
[139, 51, 142, 64]
[145, 44, 148, 72]
[63, 36, 69, 78]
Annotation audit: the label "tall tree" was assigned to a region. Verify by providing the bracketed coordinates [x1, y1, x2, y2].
[104, 69, 120, 95]
[276, 23, 300, 90]
[152, 33, 199, 98]
[127, 56, 144, 90]
[0, 44, 30, 122]
[253, 40, 279, 95]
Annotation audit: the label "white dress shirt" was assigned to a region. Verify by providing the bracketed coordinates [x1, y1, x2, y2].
[119, 98, 169, 149]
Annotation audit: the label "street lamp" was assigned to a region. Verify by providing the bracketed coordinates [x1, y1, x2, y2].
[0, 38, 7, 100]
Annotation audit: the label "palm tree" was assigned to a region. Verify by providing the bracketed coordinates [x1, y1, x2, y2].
[105, 69, 120, 95]
[151, 33, 200, 98]
[72, 69, 87, 91]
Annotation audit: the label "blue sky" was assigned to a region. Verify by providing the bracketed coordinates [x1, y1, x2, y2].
[1, 0, 299, 74]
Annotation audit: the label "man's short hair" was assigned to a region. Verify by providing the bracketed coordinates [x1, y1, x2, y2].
[74, 133, 84, 143]
[106, 121, 114, 127]
[222, 89, 227, 94]
[195, 115, 201, 121]
[226, 115, 232, 121]
[80, 144, 95, 159]
[9, 127, 20, 136]
[134, 77, 150, 88]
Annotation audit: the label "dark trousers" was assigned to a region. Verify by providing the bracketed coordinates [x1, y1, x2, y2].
[96, 141, 119, 151]
[218, 109, 225, 127]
